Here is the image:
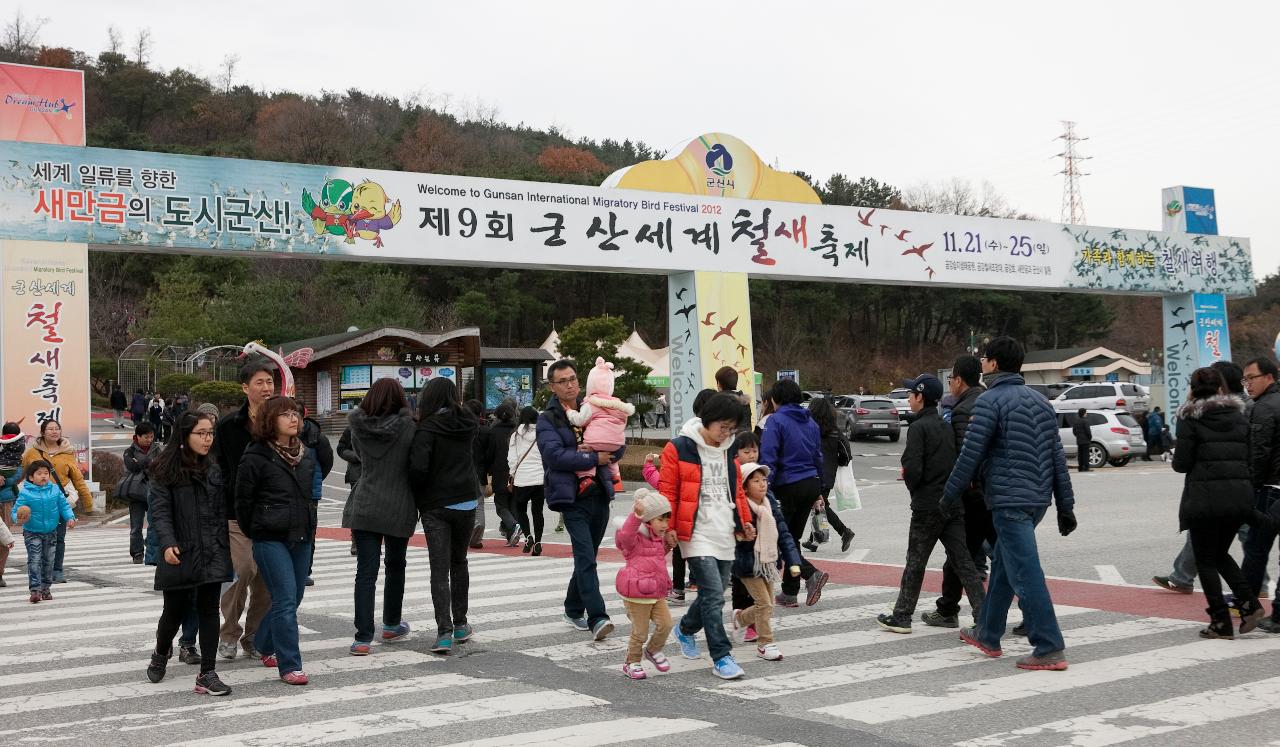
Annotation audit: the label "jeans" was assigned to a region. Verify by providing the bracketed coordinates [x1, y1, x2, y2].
[156, 583, 221, 673]
[513, 485, 545, 543]
[938, 498, 997, 617]
[679, 556, 733, 661]
[421, 508, 474, 637]
[894, 509, 985, 620]
[23, 530, 56, 591]
[978, 507, 1065, 657]
[352, 529, 409, 643]
[493, 489, 518, 536]
[561, 483, 612, 627]
[54, 517, 66, 573]
[1189, 518, 1254, 620]
[252, 540, 310, 675]
[1242, 487, 1280, 609]
[179, 589, 199, 647]
[775, 478, 821, 596]
[129, 501, 147, 559]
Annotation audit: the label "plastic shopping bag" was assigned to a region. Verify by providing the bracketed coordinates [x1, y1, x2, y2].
[832, 464, 862, 512]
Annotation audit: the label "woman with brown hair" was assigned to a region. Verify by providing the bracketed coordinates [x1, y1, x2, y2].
[1173, 366, 1266, 638]
[22, 419, 91, 583]
[341, 378, 417, 655]
[235, 396, 317, 685]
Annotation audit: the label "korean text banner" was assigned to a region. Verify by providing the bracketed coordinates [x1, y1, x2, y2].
[0, 63, 85, 146]
[0, 239, 90, 473]
[0, 142, 1255, 298]
[1193, 293, 1231, 364]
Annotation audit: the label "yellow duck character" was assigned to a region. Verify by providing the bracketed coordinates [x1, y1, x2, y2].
[348, 179, 402, 247]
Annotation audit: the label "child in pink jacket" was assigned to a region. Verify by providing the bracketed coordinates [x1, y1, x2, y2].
[567, 357, 634, 492]
[615, 488, 673, 680]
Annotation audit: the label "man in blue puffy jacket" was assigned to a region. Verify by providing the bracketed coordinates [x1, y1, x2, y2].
[942, 336, 1077, 671]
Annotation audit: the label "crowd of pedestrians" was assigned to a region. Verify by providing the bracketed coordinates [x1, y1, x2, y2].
[8, 334, 1280, 698]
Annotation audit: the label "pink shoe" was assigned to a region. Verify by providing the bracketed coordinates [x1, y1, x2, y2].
[622, 662, 647, 680]
[280, 670, 309, 685]
[743, 624, 758, 643]
[260, 653, 278, 668]
[644, 649, 671, 672]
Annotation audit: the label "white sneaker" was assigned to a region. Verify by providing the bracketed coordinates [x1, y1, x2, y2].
[217, 641, 237, 660]
[756, 643, 783, 661]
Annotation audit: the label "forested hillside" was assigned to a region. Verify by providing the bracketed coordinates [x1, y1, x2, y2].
[4, 22, 1275, 391]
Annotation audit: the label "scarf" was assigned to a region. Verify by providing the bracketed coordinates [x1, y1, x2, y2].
[749, 498, 780, 582]
[270, 438, 304, 467]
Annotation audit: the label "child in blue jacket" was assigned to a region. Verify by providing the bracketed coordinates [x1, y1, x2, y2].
[13, 460, 75, 602]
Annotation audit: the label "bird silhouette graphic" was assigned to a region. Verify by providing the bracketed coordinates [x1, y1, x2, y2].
[1170, 319, 1195, 333]
[701, 311, 717, 327]
[1170, 305, 1186, 317]
[925, 266, 936, 280]
[712, 350, 723, 362]
[895, 229, 912, 241]
[857, 209, 876, 227]
[675, 287, 688, 300]
[713, 316, 739, 342]
[901, 242, 933, 261]
[675, 303, 697, 321]
[879, 225, 891, 236]
[735, 342, 747, 357]
[683, 329, 692, 342]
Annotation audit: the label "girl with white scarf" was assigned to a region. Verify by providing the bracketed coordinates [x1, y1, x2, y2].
[732, 463, 802, 661]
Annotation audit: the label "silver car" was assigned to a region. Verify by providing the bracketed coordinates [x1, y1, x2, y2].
[1058, 409, 1146, 468]
[1052, 382, 1150, 415]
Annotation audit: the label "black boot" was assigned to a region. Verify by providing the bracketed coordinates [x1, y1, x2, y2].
[1199, 607, 1234, 639]
[147, 649, 169, 682]
[1236, 597, 1266, 634]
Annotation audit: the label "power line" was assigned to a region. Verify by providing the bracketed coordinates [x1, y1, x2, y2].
[1055, 120, 1090, 224]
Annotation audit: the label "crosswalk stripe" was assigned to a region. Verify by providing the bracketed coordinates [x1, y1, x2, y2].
[0, 621, 158, 648]
[433, 716, 718, 747]
[0, 649, 440, 716]
[955, 674, 1280, 746]
[812, 618, 1243, 722]
[164, 689, 608, 746]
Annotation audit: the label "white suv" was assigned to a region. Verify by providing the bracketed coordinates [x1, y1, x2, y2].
[1052, 382, 1149, 414]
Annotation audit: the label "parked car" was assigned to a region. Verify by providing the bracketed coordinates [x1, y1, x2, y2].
[885, 388, 917, 423]
[1028, 382, 1076, 400]
[1057, 409, 1146, 468]
[832, 395, 901, 442]
[1051, 382, 1150, 414]
[800, 394, 852, 434]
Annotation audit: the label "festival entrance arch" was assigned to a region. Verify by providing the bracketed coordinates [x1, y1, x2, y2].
[0, 133, 1255, 455]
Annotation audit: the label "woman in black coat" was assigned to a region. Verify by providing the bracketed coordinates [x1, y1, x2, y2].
[235, 396, 317, 685]
[1173, 367, 1265, 638]
[805, 397, 856, 553]
[145, 411, 233, 695]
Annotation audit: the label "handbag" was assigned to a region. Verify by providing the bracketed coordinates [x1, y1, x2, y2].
[507, 437, 536, 494]
[832, 463, 862, 512]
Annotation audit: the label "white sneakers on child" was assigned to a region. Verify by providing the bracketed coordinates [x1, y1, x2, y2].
[756, 643, 783, 661]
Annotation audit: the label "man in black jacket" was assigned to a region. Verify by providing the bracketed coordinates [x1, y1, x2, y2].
[877, 374, 985, 633]
[1242, 357, 1280, 632]
[214, 360, 275, 660]
[110, 385, 129, 429]
[926, 355, 996, 628]
[1072, 409, 1092, 472]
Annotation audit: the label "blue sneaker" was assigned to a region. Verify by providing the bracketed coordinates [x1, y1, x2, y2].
[430, 636, 453, 654]
[675, 629, 700, 659]
[590, 618, 614, 641]
[563, 613, 589, 632]
[381, 622, 410, 641]
[713, 655, 744, 680]
[453, 624, 474, 643]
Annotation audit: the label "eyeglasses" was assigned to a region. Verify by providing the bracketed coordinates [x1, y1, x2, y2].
[552, 376, 578, 386]
[191, 430, 215, 439]
[708, 421, 736, 433]
[1243, 373, 1269, 384]
[278, 411, 301, 420]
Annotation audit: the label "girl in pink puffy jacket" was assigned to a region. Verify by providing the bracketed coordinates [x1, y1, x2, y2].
[567, 357, 634, 492]
[615, 488, 673, 680]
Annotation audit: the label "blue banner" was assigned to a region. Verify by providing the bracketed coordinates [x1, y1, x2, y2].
[1183, 187, 1218, 235]
[1193, 293, 1231, 364]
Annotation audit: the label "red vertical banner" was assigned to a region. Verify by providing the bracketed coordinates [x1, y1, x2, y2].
[0, 62, 85, 146]
[0, 240, 91, 475]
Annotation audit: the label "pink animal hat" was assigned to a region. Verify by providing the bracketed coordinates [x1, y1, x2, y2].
[585, 356, 616, 397]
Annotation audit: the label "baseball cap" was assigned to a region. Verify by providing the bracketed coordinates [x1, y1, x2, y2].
[902, 373, 944, 402]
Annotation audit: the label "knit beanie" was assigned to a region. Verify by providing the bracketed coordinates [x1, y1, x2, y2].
[633, 488, 671, 523]
[196, 403, 220, 418]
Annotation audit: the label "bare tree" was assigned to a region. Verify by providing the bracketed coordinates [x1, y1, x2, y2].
[132, 27, 151, 66]
[904, 177, 1017, 218]
[106, 25, 122, 55]
[217, 53, 239, 94]
[2, 9, 47, 58]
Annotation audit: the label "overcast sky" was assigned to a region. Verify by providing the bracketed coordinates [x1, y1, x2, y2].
[29, 0, 1280, 280]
